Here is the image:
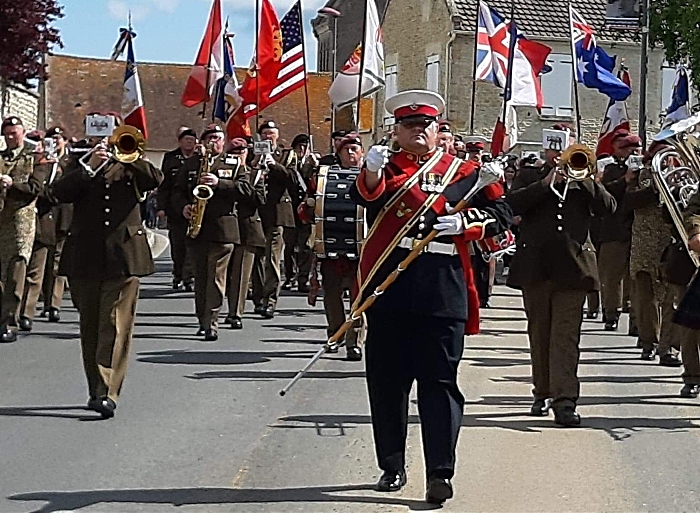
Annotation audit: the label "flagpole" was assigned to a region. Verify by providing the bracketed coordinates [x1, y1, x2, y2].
[638, 0, 650, 147]
[298, 1, 313, 141]
[355, 0, 369, 131]
[255, 0, 261, 134]
[201, 4, 217, 124]
[469, 0, 481, 134]
[568, 1, 582, 141]
[501, 0, 516, 127]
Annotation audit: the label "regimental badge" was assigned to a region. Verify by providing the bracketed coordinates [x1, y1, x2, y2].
[217, 168, 233, 178]
[396, 201, 413, 218]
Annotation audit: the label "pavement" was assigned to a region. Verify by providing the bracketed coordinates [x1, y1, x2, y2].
[2, 253, 700, 513]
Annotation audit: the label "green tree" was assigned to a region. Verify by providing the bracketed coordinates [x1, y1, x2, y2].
[0, 0, 63, 86]
[650, 0, 700, 94]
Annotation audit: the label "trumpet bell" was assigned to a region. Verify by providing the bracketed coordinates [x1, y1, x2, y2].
[560, 143, 596, 181]
[109, 125, 145, 164]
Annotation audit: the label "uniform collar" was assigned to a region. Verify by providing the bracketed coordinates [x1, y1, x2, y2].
[1, 145, 22, 160]
[394, 147, 440, 166]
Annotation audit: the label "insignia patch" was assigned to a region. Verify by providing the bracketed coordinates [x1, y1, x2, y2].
[224, 156, 239, 165]
[217, 168, 233, 178]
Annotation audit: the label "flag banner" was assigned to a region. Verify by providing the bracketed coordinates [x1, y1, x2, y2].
[121, 37, 148, 139]
[596, 67, 631, 156]
[491, 102, 517, 156]
[665, 66, 690, 125]
[476, 1, 551, 109]
[328, 0, 385, 109]
[570, 6, 631, 101]
[181, 0, 224, 108]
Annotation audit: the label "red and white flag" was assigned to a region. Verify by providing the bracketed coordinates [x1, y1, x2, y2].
[121, 36, 148, 138]
[596, 67, 631, 156]
[181, 0, 224, 108]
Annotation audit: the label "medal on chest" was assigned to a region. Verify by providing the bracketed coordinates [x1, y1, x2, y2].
[421, 171, 445, 193]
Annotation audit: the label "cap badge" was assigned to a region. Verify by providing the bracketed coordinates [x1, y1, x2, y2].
[409, 104, 418, 111]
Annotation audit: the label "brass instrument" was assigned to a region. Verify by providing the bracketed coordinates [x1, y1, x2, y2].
[558, 143, 597, 181]
[79, 125, 145, 177]
[651, 113, 700, 267]
[186, 142, 216, 239]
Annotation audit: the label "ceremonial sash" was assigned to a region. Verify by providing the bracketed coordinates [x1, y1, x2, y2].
[355, 153, 463, 303]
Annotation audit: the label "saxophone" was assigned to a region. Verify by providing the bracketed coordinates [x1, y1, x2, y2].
[186, 142, 216, 239]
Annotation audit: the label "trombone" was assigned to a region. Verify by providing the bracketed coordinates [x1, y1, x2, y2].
[79, 125, 145, 177]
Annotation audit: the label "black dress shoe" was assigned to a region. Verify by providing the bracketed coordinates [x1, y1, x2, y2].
[0, 329, 17, 343]
[86, 397, 101, 412]
[39, 308, 48, 318]
[553, 406, 581, 427]
[254, 304, 266, 315]
[604, 319, 618, 331]
[659, 353, 683, 367]
[229, 317, 243, 330]
[282, 279, 294, 291]
[262, 306, 275, 319]
[204, 329, 219, 341]
[95, 397, 116, 419]
[586, 311, 599, 320]
[641, 347, 656, 360]
[172, 280, 183, 291]
[375, 470, 406, 492]
[425, 477, 453, 505]
[18, 316, 32, 332]
[326, 343, 339, 354]
[346, 346, 362, 361]
[529, 398, 551, 416]
[681, 384, 700, 398]
[183, 281, 194, 293]
[297, 283, 310, 294]
[48, 307, 60, 323]
[196, 327, 206, 337]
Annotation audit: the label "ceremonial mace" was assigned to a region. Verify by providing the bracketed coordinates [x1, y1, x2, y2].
[279, 158, 506, 396]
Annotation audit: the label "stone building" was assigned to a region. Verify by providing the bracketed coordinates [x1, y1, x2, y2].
[0, 83, 39, 128]
[372, 0, 676, 155]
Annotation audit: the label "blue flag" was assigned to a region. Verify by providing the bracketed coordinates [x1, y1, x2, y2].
[666, 67, 690, 123]
[212, 32, 235, 122]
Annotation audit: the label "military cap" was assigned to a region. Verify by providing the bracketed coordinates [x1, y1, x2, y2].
[331, 130, 348, 139]
[229, 138, 249, 154]
[1, 116, 23, 131]
[201, 123, 224, 139]
[438, 121, 453, 134]
[385, 90, 445, 122]
[178, 128, 197, 140]
[46, 126, 66, 138]
[617, 134, 642, 149]
[26, 130, 45, 142]
[258, 120, 278, 134]
[337, 132, 363, 152]
[463, 135, 488, 152]
[291, 133, 310, 148]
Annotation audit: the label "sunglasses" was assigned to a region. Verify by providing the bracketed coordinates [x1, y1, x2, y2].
[398, 117, 435, 129]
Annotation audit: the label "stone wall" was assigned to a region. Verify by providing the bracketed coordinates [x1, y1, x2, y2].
[0, 83, 39, 129]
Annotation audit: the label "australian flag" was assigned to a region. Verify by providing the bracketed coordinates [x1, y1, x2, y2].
[570, 6, 631, 101]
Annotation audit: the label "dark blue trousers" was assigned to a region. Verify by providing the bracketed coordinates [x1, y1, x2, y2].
[365, 310, 465, 479]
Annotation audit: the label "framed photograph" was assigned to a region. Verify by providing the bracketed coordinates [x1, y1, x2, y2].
[605, 0, 641, 29]
[253, 140, 273, 155]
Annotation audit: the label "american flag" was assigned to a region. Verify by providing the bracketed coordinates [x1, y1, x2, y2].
[269, 0, 306, 100]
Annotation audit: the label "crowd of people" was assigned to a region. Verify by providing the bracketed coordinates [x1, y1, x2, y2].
[2, 85, 700, 506]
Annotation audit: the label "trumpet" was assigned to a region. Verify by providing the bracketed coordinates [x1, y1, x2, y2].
[186, 142, 216, 239]
[558, 144, 597, 181]
[79, 125, 145, 177]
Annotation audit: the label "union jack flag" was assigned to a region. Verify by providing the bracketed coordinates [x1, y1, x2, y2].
[570, 6, 596, 51]
[475, 2, 511, 87]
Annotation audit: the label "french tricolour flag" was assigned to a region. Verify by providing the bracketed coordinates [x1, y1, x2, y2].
[121, 37, 148, 139]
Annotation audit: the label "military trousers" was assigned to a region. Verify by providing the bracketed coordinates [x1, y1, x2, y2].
[44, 237, 68, 311]
[191, 241, 233, 330]
[660, 282, 685, 354]
[522, 281, 587, 409]
[168, 221, 194, 284]
[680, 319, 700, 385]
[365, 310, 465, 479]
[320, 259, 363, 349]
[71, 276, 140, 402]
[0, 252, 28, 330]
[254, 226, 285, 309]
[471, 252, 491, 306]
[632, 271, 668, 352]
[20, 243, 51, 320]
[586, 290, 600, 314]
[283, 223, 313, 287]
[227, 244, 263, 319]
[598, 241, 630, 321]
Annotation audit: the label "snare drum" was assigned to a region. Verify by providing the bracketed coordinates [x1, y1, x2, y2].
[314, 165, 365, 259]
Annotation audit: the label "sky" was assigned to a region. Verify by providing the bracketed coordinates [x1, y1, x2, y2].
[53, 0, 327, 70]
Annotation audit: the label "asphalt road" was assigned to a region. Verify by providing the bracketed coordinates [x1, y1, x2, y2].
[2, 253, 700, 512]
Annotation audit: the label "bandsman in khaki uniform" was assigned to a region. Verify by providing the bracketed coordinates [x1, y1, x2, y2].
[506, 126, 616, 427]
[225, 139, 266, 329]
[48, 119, 163, 419]
[251, 120, 297, 319]
[0, 117, 43, 343]
[173, 124, 254, 341]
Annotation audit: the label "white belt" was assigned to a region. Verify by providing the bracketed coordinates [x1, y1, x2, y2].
[398, 237, 458, 256]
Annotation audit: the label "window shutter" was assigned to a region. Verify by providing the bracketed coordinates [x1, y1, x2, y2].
[541, 54, 573, 117]
[426, 55, 440, 93]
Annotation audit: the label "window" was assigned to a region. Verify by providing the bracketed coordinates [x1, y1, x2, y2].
[426, 55, 440, 93]
[540, 53, 574, 118]
[384, 64, 398, 127]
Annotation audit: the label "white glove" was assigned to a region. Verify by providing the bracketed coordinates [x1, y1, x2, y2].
[434, 212, 464, 237]
[263, 153, 276, 167]
[366, 145, 389, 174]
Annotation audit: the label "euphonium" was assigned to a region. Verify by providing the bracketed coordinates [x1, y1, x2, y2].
[186, 142, 216, 239]
[651, 113, 700, 267]
[558, 143, 597, 181]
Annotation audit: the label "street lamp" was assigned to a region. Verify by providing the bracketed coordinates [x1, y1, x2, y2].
[317, 6, 341, 136]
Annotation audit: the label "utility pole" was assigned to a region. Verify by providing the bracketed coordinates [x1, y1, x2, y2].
[638, 0, 650, 148]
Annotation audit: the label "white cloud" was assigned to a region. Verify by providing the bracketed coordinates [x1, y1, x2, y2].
[107, 0, 180, 22]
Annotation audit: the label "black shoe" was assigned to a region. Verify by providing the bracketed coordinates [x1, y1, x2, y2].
[586, 311, 599, 320]
[228, 316, 243, 330]
[95, 397, 116, 419]
[48, 307, 60, 323]
[641, 347, 657, 360]
[254, 304, 266, 315]
[681, 384, 700, 398]
[39, 308, 48, 318]
[604, 319, 618, 331]
[622, 302, 631, 314]
[183, 280, 194, 293]
[18, 316, 32, 332]
[629, 325, 639, 338]
[195, 327, 205, 337]
[529, 398, 551, 416]
[326, 343, 339, 354]
[0, 329, 17, 343]
[553, 406, 581, 427]
[262, 306, 275, 319]
[86, 397, 101, 412]
[346, 346, 362, 361]
[204, 329, 219, 341]
[172, 280, 183, 291]
[425, 477, 453, 505]
[282, 279, 294, 291]
[659, 353, 683, 367]
[375, 470, 407, 492]
[480, 300, 491, 308]
[297, 283, 310, 294]
[246, 289, 253, 300]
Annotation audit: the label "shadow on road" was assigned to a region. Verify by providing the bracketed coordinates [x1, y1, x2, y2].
[8, 484, 438, 512]
[137, 349, 318, 366]
[187, 369, 365, 381]
[0, 405, 101, 422]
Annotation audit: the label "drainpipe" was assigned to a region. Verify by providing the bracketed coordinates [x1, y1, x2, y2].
[445, 30, 457, 120]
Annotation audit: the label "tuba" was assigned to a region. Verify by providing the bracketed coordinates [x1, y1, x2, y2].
[186, 142, 216, 239]
[650, 113, 700, 267]
[79, 125, 145, 177]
